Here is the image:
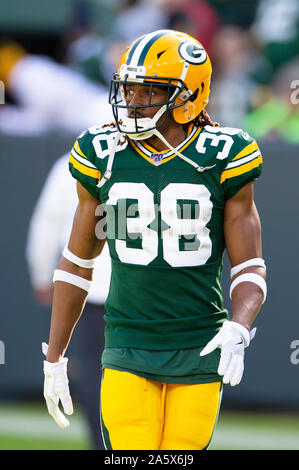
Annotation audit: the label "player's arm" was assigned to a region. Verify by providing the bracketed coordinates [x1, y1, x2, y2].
[223, 180, 266, 330]
[201, 181, 266, 386]
[43, 181, 105, 427]
[46, 181, 105, 362]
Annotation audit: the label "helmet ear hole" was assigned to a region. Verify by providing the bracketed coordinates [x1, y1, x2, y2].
[189, 88, 199, 102]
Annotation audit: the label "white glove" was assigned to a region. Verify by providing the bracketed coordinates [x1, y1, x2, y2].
[200, 321, 255, 386]
[42, 342, 73, 428]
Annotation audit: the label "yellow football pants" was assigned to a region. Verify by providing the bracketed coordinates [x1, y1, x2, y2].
[100, 368, 222, 450]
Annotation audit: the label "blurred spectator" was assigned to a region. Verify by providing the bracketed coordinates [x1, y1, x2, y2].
[209, 0, 259, 28]
[67, 34, 128, 87]
[62, 0, 126, 87]
[26, 152, 112, 450]
[0, 41, 113, 135]
[157, 0, 220, 52]
[207, 26, 260, 127]
[252, 0, 299, 70]
[111, 0, 167, 43]
[63, 0, 118, 42]
[167, 11, 198, 40]
[242, 58, 299, 144]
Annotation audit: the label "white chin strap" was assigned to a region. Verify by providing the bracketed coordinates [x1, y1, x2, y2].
[120, 106, 207, 171]
[153, 128, 212, 172]
[97, 105, 209, 188]
[119, 104, 167, 140]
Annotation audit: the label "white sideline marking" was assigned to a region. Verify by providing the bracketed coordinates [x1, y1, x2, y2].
[211, 425, 299, 450]
[0, 407, 89, 440]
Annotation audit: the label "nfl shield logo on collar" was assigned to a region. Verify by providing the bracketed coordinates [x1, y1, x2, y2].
[150, 153, 164, 166]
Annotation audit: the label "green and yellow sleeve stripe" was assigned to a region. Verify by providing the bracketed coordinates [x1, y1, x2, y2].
[73, 139, 88, 159]
[232, 141, 259, 161]
[221, 141, 262, 184]
[69, 142, 101, 180]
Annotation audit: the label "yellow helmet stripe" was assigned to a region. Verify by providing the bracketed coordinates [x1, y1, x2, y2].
[128, 30, 170, 67]
[137, 31, 169, 67]
[126, 36, 145, 65]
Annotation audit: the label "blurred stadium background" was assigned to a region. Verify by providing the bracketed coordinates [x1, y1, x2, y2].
[1, 0, 299, 450]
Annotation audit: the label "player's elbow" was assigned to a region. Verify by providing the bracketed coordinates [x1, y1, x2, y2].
[57, 256, 94, 281]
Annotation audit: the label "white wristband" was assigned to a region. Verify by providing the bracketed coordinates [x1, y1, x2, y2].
[53, 269, 92, 293]
[230, 273, 267, 303]
[62, 246, 98, 269]
[231, 258, 266, 279]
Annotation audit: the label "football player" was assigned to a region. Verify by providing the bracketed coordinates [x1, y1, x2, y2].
[43, 29, 266, 450]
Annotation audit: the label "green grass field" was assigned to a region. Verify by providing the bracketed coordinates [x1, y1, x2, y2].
[0, 402, 299, 450]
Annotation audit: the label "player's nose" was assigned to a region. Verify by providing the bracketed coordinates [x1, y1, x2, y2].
[129, 90, 147, 107]
[128, 93, 147, 118]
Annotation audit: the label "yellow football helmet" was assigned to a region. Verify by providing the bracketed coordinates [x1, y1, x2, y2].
[109, 29, 212, 139]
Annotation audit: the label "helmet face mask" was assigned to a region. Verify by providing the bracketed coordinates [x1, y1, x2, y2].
[109, 29, 212, 139]
[109, 74, 188, 137]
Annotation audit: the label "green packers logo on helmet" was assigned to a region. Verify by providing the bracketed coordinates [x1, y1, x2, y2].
[178, 41, 207, 65]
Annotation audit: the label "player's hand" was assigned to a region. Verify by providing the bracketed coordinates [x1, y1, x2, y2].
[200, 321, 254, 386]
[42, 342, 73, 428]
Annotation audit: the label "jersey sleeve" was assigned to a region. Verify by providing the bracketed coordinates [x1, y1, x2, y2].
[68, 130, 101, 200]
[220, 130, 263, 200]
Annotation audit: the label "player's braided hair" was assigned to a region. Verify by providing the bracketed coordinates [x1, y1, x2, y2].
[193, 109, 220, 128]
[101, 122, 118, 129]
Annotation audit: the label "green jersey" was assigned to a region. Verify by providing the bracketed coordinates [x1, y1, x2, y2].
[69, 123, 262, 381]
